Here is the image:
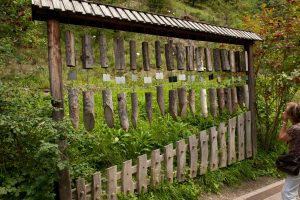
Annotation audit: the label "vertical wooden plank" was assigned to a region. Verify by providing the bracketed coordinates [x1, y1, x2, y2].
[199, 130, 209, 175]
[224, 88, 233, 114]
[156, 85, 165, 115]
[178, 87, 187, 118]
[209, 127, 219, 171]
[129, 40, 137, 70]
[82, 34, 94, 69]
[76, 178, 86, 200]
[92, 172, 101, 200]
[176, 43, 185, 70]
[237, 85, 245, 108]
[107, 166, 117, 200]
[200, 89, 208, 118]
[176, 140, 186, 182]
[131, 92, 138, 128]
[195, 47, 205, 72]
[228, 117, 237, 165]
[83, 90, 95, 131]
[229, 50, 236, 73]
[245, 111, 252, 158]
[114, 36, 125, 70]
[234, 51, 241, 72]
[237, 113, 245, 161]
[188, 89, 196, 117]
[209, 88, 218, 117]
[155, 40, 161, 69]
[188, 135, 198, 178]
[165, 41, 174, 71]
[217, 88, 225, 114]
[164, 144, 174, 183]
[244, 51, 249, 72]
[99, 34, 108, 68]
[244, 84, 249, 109]
[118, 93, 129, 131]
[142, 41, 150, 71]
[145, 92, 153, 124]
[213, 48, 221, 71]
[68, 88, 79, 129]
[122, 160, 133, 195]
[65, 31, 76, 67]
[102, 90, 114, 128]
[169, 89, 178, 120]
[220, 49, 230, 71]
[151, 149, 161, 186]
[218, 123, 227, 168]
[205, 47, 213, 72]
[186, 46, 194, 71]
[240, 50, 246, 72]
[231, 87, 238, 112]
[137, 154, 148, 193]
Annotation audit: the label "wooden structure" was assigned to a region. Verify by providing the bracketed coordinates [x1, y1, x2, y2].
[31, 0, 261, 199]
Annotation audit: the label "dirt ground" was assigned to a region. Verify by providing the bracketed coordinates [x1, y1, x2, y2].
[198, 176, 282, 200]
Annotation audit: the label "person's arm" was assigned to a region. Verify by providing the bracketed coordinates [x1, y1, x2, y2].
[278, 111, 291, 142]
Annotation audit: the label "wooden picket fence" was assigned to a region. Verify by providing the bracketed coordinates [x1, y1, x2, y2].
[71, 111, 252, 200]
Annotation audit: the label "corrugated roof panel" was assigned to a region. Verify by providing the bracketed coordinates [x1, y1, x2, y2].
[172, 18, 185, 28]
[196, 23, 209, 32]
[177, 19, 190, 29]
[187, 21, 198, 31]
[99, 5, 112, 18]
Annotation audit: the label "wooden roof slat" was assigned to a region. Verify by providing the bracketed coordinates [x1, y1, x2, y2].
[181, 20, 193, 29]
[153, 15, 165, 25]
[59, 0, 66, 11]
[41, 0, 52, 9]
[90, 3, 104, 17]
[52, 0, 61, 10]
[171, 18, 185, 28]
[146, 13, 159, 24]
[132, 11, 144, 22]
[61, 0, 74, 12]
[82, 2, 94, 15]
[124, 9, 137, 21]
[196, 23, 209, 32]
[72, 0, 85, 14]
[177, 19, 190, 29]
[116, 8, 129, 20]
[187, 21, 199, 31]
[165, 17, 178, 27]
[99, 5, 113, 18]
[108, 6, 121, 19]
[33, 0, 42, 8]
[139, 12, 152, 23]
[160, 16, 172, 26]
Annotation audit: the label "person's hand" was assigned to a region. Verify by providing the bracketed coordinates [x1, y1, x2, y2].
[282, 111, 288, 123]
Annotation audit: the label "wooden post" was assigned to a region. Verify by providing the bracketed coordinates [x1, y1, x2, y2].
[176, 43, 185, 70]
[169, 90, 177, 120]
[156, 85, 165, 115]
[205, 48, 213, 72]
[224, 88, 233, 114]
[231, 87, 238, 112]
[217, 88, 225, 114]
[186, 46, 194, 71]
[99, 34, 108, 68]
[142, 41, 150, 71]
[195, 47, 205, 72]
[145, 92, 153, 124]
[155, 40, 161, 69]
[209, 88, 218, 117]
[131, 92, 138, 128]
[165, 40, 174, 71]
[130, 40, 137, 70]
[213, 48, 221, 71]
[102, 90, 114, 128]
[68, 88, 79, 129]
[83, 90, 95, 131]
[188, 89, 196, 117]
[48, 19, 71, 200]
[200, 89, 208, 118]
[220, 49, 230, 71]
[118, 93, 129, 131]
[244, 43, 257, 155]
[65, 31, 76, 67]
[82, 34, 94, 69]
[178, 87, 187, 118]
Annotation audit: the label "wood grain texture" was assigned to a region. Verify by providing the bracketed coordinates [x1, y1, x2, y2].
[122, 160, 133, 195]
[65, 31, 76, 67]
[228, 117, 237, 165]
[213, 48, 221, 71]
[102, 90, 114, 128]
[224, 88, 233, 114]
[68, 88, 79, 129]
[209, 126, 219, 171]
[245, 111, 252, 158]
[237, 113, 245, 161]
[82, 34, 94, 69]
[137, 154, 148, 193]
[200, 89, 208, 118]
[176, 140, 186, 182]
[129, 40, 137, 70]
[142, 41, 150, 71]
[209, 88, 218, 118]
[76, 178, 86, 200]
[83, 90, 95, 131]
[117, 93, 129, 131]
[199, 130, 209, 175]
[164, 144, 174, 183]
[156, 85, 165, 115]
[231, 87, 238, 112]
[165, 41, 174, 71]
[218, 123, 227, 168]
[145, 92, 153, 124]
[99, 34, 108, 68]
[107, 166, 117, 200]
[234, 51, 241, 72]
[155, 40, 161, 68]
[131, 92, 138, 128]
[244, 84, 249, 109]
[229, 50, 236, 72]
[114, 36, 125, 70]
[151, 149, 161, 186]
[205, 48, 213, 72]
[195, 47, 205, 72]
[186, 46, 194, 71]
[217, 88, 225, 114]
[188, 89, 196, 117]
[178, 87, 188, 118]
[237, 85, 245, 108]
[239, 50, 246, 72]
[188, 135, 198, 177]
[92, 172, 101, 200]
[220, 49, 230, 71]
[176, 43, 185, 70]
[169, 89, 178, 120]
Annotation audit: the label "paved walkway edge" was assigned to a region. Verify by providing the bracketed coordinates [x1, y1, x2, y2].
[234, 180, 285, 200]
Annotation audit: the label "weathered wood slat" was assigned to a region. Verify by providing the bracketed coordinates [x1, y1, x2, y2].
[139, 12, 152, 23]
[217, 88, 225, 114]
[68, 88, 79, 129]
[153, 15, 165, 25]
[200, 89, 208, 118]
[76, 178, 86, 200]
[118, 93, 129, 131]
[165, 41, 174, 71]
[195, 47, 205, 72]
[108, 6, 121, 19]
[205, 48, 213, 72]
[116, 8, 129, 20]
[244, 51, 249, 71]
[82, 35, 94, 69]
[81, 2, 94, 15]
[65, 31, 76, 67]
[146, 13, 158, 24]
[199, 130, 209, 175]
[90, 4, 104, 17]
[99, 34, 108, 68]
[155, 40, 161, 68]
[213, 48, 221, 71]
[176, 140, 186, 182]
[176, 43, 185, 70]
[229, 50, 236, 72]
[129, 40, 137, 70]
[237, 85, 245, 108]
[102, 90, 114, 128]
[107, 166, 117, 200]
[186, 46, 194, 71]
[114, 37, 125, 70]
[131, 92, 138, 128]
[33, 0, 42, 8]
[83, 91, 95, 131]
[41, 0, 51, 9]
[239, 51, 246, 72]
[160, 16, 172, 26]
[169, 90, 177, 120]
[142, 42, 150, 71]
[218, 123, 227, 168]
[62, 0, 74, 12]
[178, 87, 187, 118]
[92, 172, 101, 200]
[188, 89, 196, 117]
[244, 84, 249, 109]
[72, 0, 85, 14]
[165, 17, 178, 27]
[151, 149, 161, 186]
[164, 144, 174, 183]
[220, 49, 230, 71]
[209, 88, 218, 117]
[137, 154, 148, 193]
[145, 92, 153, 124]
[124, 9, 137, 21]
[52, 0, 61, 10]
[209, 127, 219, 171]
[122, 160, 133, 195]
[228, 117, 237, 165]
[237, 113, 245, 161]
[156, 85, 165, 115]
[99, 5, 112, 18]
[188, 135, 198, 177]
[245, 111, 252, 158]
[132, 11, 144, 22]
[224, 88, 233, 114]
[231, 87, 238, 112]
[234, 51, 241, 72]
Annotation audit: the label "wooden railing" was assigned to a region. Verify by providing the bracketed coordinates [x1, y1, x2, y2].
[71, 111, 252, 200]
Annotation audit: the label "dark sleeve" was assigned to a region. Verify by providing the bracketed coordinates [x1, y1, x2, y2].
[287, 125, 300, 139]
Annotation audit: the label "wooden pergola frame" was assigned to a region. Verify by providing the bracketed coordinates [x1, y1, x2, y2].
[32, 1, 261, 199]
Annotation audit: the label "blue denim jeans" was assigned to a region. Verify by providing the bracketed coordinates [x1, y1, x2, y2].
[282, 174, 300, 200]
